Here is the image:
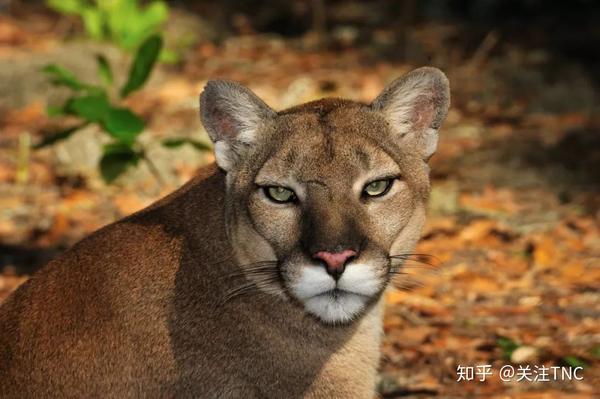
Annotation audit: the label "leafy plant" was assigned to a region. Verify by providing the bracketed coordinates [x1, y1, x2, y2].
[561, 355, 589, 369]
[162, 138, 212, 152]
[497, 336, 520, 360]
[38, 34, 207, 184]
[46, 0, 168, 52]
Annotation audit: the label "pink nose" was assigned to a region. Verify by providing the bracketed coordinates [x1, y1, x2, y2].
[312, 249, 357, 279]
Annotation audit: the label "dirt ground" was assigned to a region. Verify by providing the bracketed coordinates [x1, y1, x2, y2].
[0, 4, 598, 398]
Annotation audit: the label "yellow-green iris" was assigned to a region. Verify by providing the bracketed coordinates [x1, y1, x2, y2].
[265, 186, 296, 203]
[363, 179, 393, 197]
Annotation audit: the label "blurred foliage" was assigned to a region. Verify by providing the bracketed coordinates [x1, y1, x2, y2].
[38, 34, 204, 184]
[497, 336, 520, 360]
[162, 138, 212, 152]
[46, 0, 168, 51]
[561, 355, 589, 369]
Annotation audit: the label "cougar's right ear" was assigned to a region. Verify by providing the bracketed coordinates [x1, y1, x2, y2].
[372, 67, 450, 161]
[200, 80, 276, 171]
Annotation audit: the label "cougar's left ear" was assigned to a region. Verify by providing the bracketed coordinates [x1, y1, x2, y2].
[372, 67, 450, 160]
[200, 80, 276, 171]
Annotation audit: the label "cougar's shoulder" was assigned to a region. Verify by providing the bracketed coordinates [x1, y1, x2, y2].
[0, 165, 228, 396]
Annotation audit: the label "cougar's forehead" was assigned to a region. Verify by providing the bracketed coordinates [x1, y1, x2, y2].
[257, 102, 398, 184]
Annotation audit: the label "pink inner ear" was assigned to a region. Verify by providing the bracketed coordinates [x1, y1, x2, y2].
[212, 108, 236, 139]
[412, 97, 436, 131]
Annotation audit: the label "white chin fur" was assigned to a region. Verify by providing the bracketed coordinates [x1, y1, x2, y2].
[291, 264, 382, 323]
[303, 292, 367, 324]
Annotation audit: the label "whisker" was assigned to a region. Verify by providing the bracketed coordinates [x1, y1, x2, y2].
[390, 261, 438, 268]
[387, 253, 441, 293]
[223, 283, 262, 304]
[224, 269, 279, 280]
[237, 260, 279, 269]
[389, 253, 438, 259]
[390, 265, 440, 274]
[220, 274, 282, 305]
[387, 270, 409, 275]
[389, 254, 441, 266]
[388, 253, 443, 276]
[212, 254, 236, 265]
[390, 280, 424, 291]
[390, 264, 437, 271]
[220, 260, 279, 281]
[389, 253, 439, 260]
[391, 265, 436, 270]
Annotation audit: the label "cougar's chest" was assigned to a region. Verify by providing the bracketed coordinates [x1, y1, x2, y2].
[303, 301, 384, 398]
[170, 296, 384, 398]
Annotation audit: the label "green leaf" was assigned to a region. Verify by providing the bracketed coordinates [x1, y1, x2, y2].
[187, 140, 212, 152]
[120, 34, 163, 98]
[99, 143, 141, 183]
[497, 336, 520, 360]
[103, 0, 136, 49]
[43, 64, 86, 91]
[561, 355, 589, 369]
[103, 107, 145, 144]
[115, 1, 168, 50]
[158, 48, 179, 64]
[133, 2, 168, 46]
[592, 346, 600, 359]
[162, 138, 212, 151]
[47, 0, 85, 15]
[46, 104, 66, 117]
[96, 54, 113, 86]
[142, 2, 169, 31]
[33, 123, 87, 149]
[66, 92, 110, 122]
[81, 7, 104, 40]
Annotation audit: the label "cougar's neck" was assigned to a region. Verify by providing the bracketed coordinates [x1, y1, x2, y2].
[172, 164, 233, 268]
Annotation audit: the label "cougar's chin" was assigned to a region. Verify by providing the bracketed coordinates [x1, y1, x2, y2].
[289, 264, 385, 324]
[303, 291, 368, 323]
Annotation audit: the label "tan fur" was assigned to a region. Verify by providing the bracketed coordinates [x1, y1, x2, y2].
[0, 67, 450, 398]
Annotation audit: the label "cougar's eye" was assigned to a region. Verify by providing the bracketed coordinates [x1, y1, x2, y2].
[264, 186, 297, 203]
[362, 179, 394, 198]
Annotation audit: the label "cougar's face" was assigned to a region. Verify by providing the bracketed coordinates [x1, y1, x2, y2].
[230, 106, 430, 323]
[219, 105, 428, 323]
[200, 68, 449, 324]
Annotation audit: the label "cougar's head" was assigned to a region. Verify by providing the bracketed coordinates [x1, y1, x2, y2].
[200, 68, 450, 324]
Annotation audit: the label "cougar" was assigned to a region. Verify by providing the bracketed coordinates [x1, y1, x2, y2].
[0, 67, 450, 398]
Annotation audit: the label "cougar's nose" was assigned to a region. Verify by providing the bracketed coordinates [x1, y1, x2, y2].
[312, 249, 358, 280]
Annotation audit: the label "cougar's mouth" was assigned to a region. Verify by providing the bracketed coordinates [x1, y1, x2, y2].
[310, 287, 369, 300]
[289, 263, 385, 323]
[302, 290, 370, 324]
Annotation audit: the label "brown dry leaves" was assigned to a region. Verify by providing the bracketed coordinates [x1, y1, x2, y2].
[382, 205, 600, 397]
